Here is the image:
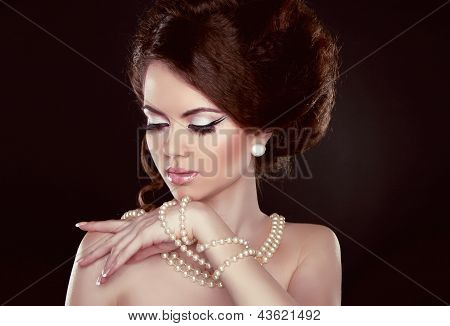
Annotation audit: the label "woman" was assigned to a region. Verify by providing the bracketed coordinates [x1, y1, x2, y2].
[65, 0, 342, 305]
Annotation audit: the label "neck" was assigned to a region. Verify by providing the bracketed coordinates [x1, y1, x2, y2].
[202, 174, 267, 237]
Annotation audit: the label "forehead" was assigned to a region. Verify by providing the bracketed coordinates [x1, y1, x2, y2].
[143, 60, 221, 115]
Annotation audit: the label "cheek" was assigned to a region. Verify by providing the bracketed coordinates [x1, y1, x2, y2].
[215, 130, 246, 174]
[145, 133, 165, 165]
[145, 133, 164, 153]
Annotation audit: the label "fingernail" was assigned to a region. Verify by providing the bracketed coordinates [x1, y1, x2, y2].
[76, 256, 85, 264]
[75, 222, 88, 228]
[96, 275, 102, 286]
[101, 266, 111, 278]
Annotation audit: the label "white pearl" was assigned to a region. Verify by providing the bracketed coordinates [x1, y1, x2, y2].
[157, 202, 285, 291]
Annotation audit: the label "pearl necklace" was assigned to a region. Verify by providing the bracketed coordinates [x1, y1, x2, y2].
[157, 198, 286, 289]
[121, 198, 285, 289]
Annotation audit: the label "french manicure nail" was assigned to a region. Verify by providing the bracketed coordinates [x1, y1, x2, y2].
[75, 222, 88, 228]
[96, 275, 102, 286]
[102, 266, 111, 277]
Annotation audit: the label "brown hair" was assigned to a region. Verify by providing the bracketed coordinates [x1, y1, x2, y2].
[127, 0, 341, 211]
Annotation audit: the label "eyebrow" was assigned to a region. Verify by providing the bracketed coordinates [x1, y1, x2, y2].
[141, 104, 222, 118]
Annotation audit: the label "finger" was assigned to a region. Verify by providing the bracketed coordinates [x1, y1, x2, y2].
[101, 234, 143, 282]
[100, 217, 156, 281]
[127, 241, 178, 264]
[100, 226, 141, 277]
[78, 224, 136, 266]
[76, 219, 130, 233]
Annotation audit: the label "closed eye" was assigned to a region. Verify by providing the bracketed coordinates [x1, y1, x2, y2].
[143, 116, 227, 136]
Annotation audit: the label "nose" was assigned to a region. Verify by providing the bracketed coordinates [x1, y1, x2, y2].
[162, 123, 191, 158]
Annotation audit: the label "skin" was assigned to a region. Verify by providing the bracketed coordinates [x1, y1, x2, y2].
[65, 60, 342, 305]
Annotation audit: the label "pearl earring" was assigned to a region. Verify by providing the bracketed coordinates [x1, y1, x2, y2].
[251, 143, 266, 157]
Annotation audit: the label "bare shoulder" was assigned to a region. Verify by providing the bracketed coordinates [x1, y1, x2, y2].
[290, 223, 341, 264]
[285, 222, 342, 305]
[65, 231, 119, 305]
[278, 222, 338, 266]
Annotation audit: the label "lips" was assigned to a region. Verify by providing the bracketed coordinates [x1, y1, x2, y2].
[165, 167, 199, 185]
[166, 167, 196, 174]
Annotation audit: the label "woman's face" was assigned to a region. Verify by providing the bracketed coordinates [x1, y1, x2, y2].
[142, 60, 257, 201]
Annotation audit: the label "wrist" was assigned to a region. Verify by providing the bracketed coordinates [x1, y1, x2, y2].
[187, 203, 233, 244]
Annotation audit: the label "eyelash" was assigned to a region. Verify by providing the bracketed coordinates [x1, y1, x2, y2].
[142, 116, 227, 136]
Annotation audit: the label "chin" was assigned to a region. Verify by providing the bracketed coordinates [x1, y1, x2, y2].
[168, 186, 202, 202]
[167, 182, 216, 203]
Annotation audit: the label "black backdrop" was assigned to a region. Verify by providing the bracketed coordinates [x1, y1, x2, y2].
[0, 0, 449, 305]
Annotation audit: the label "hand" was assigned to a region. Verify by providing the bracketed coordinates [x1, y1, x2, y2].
[75, 200, 198, 285]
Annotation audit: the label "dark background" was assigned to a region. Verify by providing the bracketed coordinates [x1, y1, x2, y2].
[0, 0, 449, 305]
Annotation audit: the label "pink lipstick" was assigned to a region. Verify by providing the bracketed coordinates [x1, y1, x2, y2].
[165, 167, 199, 185]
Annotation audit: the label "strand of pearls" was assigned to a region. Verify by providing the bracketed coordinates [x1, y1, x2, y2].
[120, 196, 285, 289]
[120, 208, 146, 220]
[158, 196, 285, 288]
[178, 196, 196, 246]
